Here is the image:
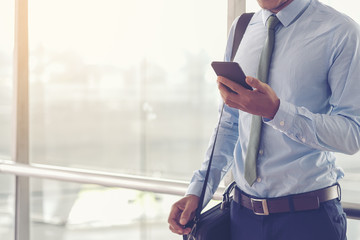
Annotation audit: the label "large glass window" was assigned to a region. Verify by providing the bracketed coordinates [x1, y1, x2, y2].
[29, 178, 178, 240]
[0, 174, 15, 240]
[29, 0, 227, 181]
[0, 1, 15, 239]
[26, 2, 228, 238]
[0, 0, 14, 160]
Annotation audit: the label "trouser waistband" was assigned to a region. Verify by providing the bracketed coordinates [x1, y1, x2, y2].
[233, 184, 340, 215]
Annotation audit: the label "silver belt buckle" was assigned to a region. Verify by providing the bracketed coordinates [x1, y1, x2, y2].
[251, 198, 269, 215]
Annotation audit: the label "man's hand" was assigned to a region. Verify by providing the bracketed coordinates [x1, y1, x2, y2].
[217, 76, 280, 119]
[168, 195, 200, 235]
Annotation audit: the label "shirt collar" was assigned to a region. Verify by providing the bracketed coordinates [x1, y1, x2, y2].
[261, 0, 311, 27]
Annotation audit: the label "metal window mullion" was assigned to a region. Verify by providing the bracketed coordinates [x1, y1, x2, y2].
[227, 0, 246, 32]
[13, 0, 30, 239]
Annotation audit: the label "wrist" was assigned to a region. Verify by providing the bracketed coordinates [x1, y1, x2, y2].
[268, 98, 280, 119]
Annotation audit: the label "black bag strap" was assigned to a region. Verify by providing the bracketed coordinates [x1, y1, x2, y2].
[231, 12, 254, 62]
[194, 103, 225, 219]
[194, 12, 254, 221]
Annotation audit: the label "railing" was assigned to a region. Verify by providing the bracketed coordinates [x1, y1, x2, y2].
[0, 160, 225, 198]
[0, 159, 359, 219]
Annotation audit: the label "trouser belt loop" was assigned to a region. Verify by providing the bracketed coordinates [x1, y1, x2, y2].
[336, 183, 342, 201]
[288, 195, 295, 213]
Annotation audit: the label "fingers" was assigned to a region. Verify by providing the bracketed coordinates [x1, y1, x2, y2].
[179, 200, 195, 225]
[217, 75, 268, 95]
[217, 78, 250, 110]
[217, 78, 239, 106]
[168, 195, 199, 235]
[245, 76, 266, 92]
[168, 202, 187, 234]
[169, 222, 192, 235]
[217, 76, 248, 94]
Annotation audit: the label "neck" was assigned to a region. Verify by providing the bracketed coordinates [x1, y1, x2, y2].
[270, 0, 293, 13]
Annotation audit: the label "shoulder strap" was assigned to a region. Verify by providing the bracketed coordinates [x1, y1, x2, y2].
[194, 11, 254, 220]
[189, 12, 255, 228]
[193, 103, 226, 220]
[230, 12, 255, 62]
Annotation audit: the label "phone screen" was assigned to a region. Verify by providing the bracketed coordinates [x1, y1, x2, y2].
[211, 61, 252, 91]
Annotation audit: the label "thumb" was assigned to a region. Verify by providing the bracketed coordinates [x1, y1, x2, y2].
[246, 77, 265, 92]
[179, 201, 197, 225]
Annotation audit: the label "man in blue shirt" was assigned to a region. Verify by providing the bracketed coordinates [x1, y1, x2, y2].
[168, 0, 360, 239]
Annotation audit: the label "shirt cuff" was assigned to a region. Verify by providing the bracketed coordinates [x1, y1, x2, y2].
[186, 181, 214, 207]
[264, 100, 296, 132]
[186, 181, 203, 197]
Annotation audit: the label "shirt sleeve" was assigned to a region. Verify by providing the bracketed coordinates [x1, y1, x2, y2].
[186, 103, 239, 206]
[186, 17, 241, 206]
[265, 23, 360, 155]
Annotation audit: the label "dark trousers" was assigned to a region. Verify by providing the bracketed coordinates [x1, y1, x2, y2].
[230, 198, 347, 240]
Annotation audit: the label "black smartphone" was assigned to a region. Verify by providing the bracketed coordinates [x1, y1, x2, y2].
[211, 61, 252, 91]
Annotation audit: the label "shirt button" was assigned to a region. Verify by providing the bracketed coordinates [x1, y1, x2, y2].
[259, 149, 264, 155]
[279, 120, 285, 126]
[256, 177, 262, 183]
[301, 137, 306, 143]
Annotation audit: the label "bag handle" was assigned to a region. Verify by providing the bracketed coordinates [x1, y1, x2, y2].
[194, 12, 254, 221]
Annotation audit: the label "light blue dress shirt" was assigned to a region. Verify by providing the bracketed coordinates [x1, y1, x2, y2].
[187, 0, 360, 204]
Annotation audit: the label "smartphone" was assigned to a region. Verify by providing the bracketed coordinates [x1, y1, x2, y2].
[211, 61, 252, 91]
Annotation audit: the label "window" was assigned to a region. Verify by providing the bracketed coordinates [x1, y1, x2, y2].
[29, 178, 179, 240]
[29, 0, 227, 181]
[0, 1, 15, 239]
[0, 0, 14, 160]
[10, 0, 228, 239]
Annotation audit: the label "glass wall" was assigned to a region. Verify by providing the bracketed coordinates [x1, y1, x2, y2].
[25, 1, 228, 239]
[0, 175, 15, 240]
[28, 178, 181, 240]
[28, 0, 227, 181]
[30, 178, 177, 240]
[0, 0, 14, 160]
[0, 1, 15, 239]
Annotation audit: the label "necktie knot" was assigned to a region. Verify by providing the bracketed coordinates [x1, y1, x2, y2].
[267, 15, 280, 30]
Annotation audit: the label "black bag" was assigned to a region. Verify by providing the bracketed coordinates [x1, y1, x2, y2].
[183, 12, 254, 240]
[183, 182, 236, 240]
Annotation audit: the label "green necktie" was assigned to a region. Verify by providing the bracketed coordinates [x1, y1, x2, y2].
[244, 15, 280, 186]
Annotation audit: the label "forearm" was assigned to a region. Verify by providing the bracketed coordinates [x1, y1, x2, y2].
[266, 100, 360, 154]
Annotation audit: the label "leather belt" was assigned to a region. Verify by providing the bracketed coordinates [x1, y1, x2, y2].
[233, 185, 340, 215]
